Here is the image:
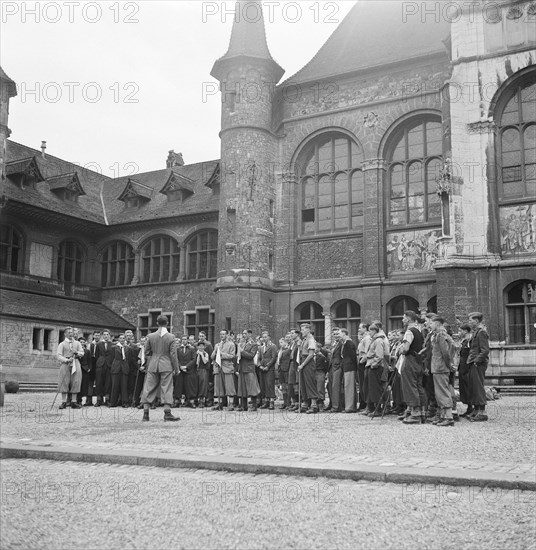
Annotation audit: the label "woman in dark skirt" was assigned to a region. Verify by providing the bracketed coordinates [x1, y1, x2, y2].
[457, 324, 473, 417]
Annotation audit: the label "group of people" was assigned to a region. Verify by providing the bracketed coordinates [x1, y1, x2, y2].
[56, 310, 490, 424]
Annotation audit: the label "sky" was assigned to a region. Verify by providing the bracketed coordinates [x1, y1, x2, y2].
[1, 1, 356, 178]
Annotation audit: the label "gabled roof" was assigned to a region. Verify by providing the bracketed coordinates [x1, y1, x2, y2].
[47, 172, 86, 196]
[159, 171, 195, 196]
[4, 141, 221, 226]
[285, 0, 450, 85]
[0, 288, 134, 330]
[102, 160, 220, 224]
[4, 141, 109, 224]
[118, 178, 153, 202]
[5, 156, 44, 182]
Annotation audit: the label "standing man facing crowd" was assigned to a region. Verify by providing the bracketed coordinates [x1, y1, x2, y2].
[141, 315, 180, 422]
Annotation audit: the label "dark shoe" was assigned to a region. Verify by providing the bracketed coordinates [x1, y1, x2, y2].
[306, 407, 318, 414]
[268, 402, 274, 410]
[59, 402, 67, 410]
[142, 411, 149, 422]
[164, 411, 180, 422]
[70, 402, 82, 409]
[237, 407, 245, 412]
[249, 405, 257, 412]
[460, 407, 474, 418]
[437, 419, 455, 427]
[260, 402, 270, 409]
[150, 404, 156, 410]
[227, 406, 235, 411]
[84, 400, 93, 407]
[212, 404, 223, 411]
[137, 404, 144, 410]
[453, 413, 460, 422]
[344, 409, 357, 414]
[469, 412, 488, 422]
[288, 404, 298, 411]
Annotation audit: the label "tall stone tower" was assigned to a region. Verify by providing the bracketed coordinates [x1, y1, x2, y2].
[211, 0, 284, 333]
[0, 67, 17, 182]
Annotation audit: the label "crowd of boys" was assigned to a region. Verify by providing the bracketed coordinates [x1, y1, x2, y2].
[56, 310, 490, 425]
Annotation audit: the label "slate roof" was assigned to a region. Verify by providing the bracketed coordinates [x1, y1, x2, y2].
[102, 160, 220, 225]
[4, 141, 109, 224]
[285, 0, 451, 85]
[4, 141, 220, 226]
[0, 289, 134, 330]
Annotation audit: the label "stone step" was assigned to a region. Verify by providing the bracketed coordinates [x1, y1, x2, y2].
[17, 382, 57, 393]
[494, 386, 536, 396]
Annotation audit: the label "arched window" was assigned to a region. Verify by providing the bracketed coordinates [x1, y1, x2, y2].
[57, 241, 84, 283]
[298, 132, 364, 235]
[141, 235, 180, 283]
[506, 280, 536, 344]
[387, 295, 420, 332]
[295, 301, 325, 344]
[427, 296, 438, 314]
[387, 116, 443, 227]
[0, 225, 23, 273]
[186, 230, 218, 280]
[332, 299, 361, 342]
[495, 76, 536, 201]
[101, 241, 135, 287]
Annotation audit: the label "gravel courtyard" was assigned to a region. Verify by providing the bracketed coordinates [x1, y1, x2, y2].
[1, 459, 535, 550]
[1, 393, 535, 464]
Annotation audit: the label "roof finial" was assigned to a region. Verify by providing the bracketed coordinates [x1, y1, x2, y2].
[41, 141, 47, 159]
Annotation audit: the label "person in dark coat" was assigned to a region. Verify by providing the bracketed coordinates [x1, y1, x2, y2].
[86, 330, 101, 406]
[195, 341, 211, 407]
[76, 337, 91, 406]
[328, 328, 344, 412]
[467, 312, 490, 422]
[125, 330, 139, 406]
[276, 337, 291, 409]
[457, 324, 473, 417]
[110, 333, 129, 408]
[258, 332, 278, 410]
[340, 328, 358, 413]
[94, 330, 114, 406]
[287, 329, 301, 411]
[365, 324, 388, 416]
[314, 342, 329, 410]
[176, 335, 197, 408]
[237, 330, 260, 411]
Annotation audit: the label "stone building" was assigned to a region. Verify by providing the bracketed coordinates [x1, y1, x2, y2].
[0, 0, 535, 384]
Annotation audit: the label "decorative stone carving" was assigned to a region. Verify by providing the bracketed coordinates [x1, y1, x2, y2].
[225, 242, 237, 256]
[363, 111, 379, 128]
[361, 159, 386, 172]
[467, 120, 495, 134]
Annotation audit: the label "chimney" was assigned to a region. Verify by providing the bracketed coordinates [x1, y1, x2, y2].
[41, 141, 47, 158]
[166, 150, 184, 168]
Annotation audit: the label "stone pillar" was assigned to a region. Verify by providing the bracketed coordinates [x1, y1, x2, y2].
[361, 159, 386, 279]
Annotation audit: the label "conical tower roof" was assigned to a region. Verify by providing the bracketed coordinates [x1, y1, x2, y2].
[211, 0, 284, 82]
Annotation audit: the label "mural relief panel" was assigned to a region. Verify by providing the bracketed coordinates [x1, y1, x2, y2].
[500, 204, 536, 255]
[387, 228, 441, 274]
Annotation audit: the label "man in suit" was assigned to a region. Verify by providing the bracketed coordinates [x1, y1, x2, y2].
[287, 329, 301, 411]
[110, 333, 130, 408]
[196, 332, 213, 406]
[76, 337, 91, 406]
[94, 329, 114, 406]
[357, 323, 371, 412]
[467, 312, 490, 422]
[125, 330, 139, 406]
[86, 331, 101, 406]
[237, 329, 260, 411]
[141, 315, 180, 421]
[258, 331, 278, 410]
[340, 328, 358, 413]
[328, 328, 345, 412]
[176, 334, 197, 408]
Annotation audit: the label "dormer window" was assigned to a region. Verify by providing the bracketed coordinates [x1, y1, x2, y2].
[160, 171, 194, 202]
[48, 172, 85, 203]
[118, 178, 152, 209]
[5, 157, 44, 189]
[205, 163, 220, 193]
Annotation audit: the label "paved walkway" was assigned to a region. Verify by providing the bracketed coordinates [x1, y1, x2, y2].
[1, 437, 534, 491]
